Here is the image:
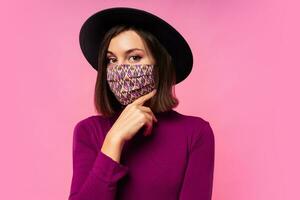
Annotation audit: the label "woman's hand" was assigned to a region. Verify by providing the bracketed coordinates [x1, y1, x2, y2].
[101, 89, 158, 163]
[107, 89, 158, 143]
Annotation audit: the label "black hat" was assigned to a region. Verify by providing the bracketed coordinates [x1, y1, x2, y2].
[79, 7, 193, 84]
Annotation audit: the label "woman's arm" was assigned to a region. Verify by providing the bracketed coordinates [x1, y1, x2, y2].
[101, 130, 125, 164]
[68, 120, 129, 200]
[178, 121, 215, 200]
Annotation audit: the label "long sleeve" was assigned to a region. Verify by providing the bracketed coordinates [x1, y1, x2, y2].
[68, 120, 129, 200]
[178, 121, 215, 200]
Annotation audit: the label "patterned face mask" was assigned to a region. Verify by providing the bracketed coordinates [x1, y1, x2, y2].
[106, 63, 156, 105]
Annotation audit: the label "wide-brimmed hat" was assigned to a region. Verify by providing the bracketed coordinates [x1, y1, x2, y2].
[79, 7, 193, 84]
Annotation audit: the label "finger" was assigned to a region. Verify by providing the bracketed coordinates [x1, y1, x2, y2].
[143, 118, 153, 136]
[134, 89, 156, 106]
[139, 106, 158, 122]
[132, 89, 157, 106]
[138, 112, 151, 126]
[138, 112, 152, 136]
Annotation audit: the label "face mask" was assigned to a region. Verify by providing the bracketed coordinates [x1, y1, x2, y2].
[106, 63, 156, 105]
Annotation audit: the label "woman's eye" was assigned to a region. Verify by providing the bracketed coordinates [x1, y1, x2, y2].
[106, 55, 142, 64]
[129, 55, 142, 62]
[106, 57, 116, 64]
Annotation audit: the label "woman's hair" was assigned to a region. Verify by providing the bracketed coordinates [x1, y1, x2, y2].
[94, 24, 179, 117]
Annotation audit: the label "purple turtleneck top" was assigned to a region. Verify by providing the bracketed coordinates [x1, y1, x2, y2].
[68, 109, 215, 200]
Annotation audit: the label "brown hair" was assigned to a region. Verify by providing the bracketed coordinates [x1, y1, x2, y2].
[94, 24, 179, 117]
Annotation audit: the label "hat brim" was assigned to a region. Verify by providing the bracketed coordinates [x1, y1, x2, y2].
[79, 7, 193, 84]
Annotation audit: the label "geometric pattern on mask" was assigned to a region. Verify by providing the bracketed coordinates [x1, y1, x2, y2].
[106, 64, 156, 105]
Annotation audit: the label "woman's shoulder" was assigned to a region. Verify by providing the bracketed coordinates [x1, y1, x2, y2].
[73, 114, 110, 136]
[72, 114, 112, 147]
[171, 109, 211, 127]
[73, 114, 106, 129]
[171, 110, 214, 139]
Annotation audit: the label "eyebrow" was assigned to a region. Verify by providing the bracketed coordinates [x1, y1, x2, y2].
[106, 48, 145, 56]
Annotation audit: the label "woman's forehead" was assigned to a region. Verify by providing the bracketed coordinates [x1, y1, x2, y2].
[107, 30, 146, 54]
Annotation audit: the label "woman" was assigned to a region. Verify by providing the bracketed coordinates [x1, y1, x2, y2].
[68, 7, 215, 200]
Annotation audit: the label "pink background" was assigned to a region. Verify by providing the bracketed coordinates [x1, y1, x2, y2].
[0, 0, 299, 199]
